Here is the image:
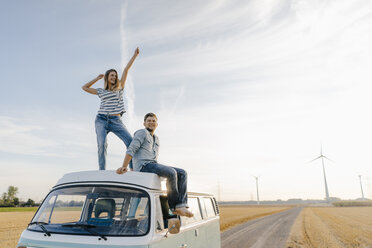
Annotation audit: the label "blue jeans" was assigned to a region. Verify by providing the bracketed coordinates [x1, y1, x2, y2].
[95, 114, 132, 170]
[140, 163, 188, 210]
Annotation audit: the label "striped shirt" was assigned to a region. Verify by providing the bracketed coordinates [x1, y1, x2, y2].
[97, 88, 125, 115]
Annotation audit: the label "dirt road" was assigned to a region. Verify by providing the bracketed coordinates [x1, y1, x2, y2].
[221, 207, 302, 248]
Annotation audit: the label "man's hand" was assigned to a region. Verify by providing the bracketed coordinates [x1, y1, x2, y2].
[117, 154, 133, 174]
[116, 166, 128, 174]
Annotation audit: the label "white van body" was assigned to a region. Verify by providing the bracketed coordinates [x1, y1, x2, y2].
[17, 170, 221, 248]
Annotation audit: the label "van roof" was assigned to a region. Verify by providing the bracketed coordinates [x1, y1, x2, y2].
[54, 170, 162, 190]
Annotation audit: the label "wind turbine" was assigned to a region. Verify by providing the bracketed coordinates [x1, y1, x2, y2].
[358, 175, 365, 200]
[310, 145, 333, 202]
[252, 175, 260, 205]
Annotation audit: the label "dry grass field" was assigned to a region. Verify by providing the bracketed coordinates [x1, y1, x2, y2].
[0, 210, 85, 248]
[287, 207, 372, 248]
[219, 205, 291, 231]
[0, 211, 36, 248]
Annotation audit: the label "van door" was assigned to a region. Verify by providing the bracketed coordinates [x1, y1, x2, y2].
[151, 234, 186, 248]
[180, 197, 206, 248]
[183, 223, 206, 248]
[150, 196, 186, 248]
[200, 197, 221, 248]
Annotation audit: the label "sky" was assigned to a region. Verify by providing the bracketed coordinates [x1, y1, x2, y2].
[1, 0, 372, 202]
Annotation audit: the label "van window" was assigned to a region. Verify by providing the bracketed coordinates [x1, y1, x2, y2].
[50, 194, 85, 223]
[213, 197, 219, 214]
[29, 186, 150, 236]
[155, 196, 164, 232]
[181, 197, 202, 226]
[37, 195, 57, 224]
[202, 197, 216, 218]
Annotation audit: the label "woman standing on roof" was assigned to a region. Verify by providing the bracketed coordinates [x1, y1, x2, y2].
[82, 47, 139, 170]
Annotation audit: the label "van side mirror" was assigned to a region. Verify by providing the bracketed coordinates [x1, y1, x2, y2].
[164, 218, 180, 237]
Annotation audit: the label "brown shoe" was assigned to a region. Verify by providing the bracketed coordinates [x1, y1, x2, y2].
[167, 218, 180, 234]
[173, 207, 194, 218]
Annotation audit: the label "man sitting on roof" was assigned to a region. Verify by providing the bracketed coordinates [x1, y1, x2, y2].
[116, 113, 193, 218]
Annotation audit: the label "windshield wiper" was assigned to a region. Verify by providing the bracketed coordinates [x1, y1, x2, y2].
[28, 222, 51, 236]
[62, 223, 107, 241]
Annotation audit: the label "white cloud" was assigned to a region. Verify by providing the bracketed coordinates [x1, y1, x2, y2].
[0, 116, 58, 156]
[126, 0, 371, 81]
[0, 115, 95, 157]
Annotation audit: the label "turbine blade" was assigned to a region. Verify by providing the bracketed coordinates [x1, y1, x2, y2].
[309, 156, 322, 163]
[323, 156, 334, 162]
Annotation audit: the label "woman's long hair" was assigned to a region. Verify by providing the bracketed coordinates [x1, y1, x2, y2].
[104, 69, 120, 91]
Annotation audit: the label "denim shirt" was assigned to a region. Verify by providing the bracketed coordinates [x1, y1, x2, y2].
[126, 129, 160, 171]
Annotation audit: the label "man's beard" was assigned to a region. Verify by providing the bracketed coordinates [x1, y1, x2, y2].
[146, 127, 153, 132]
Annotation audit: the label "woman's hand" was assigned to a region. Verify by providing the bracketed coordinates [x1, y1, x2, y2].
[82, 75, 102, 95]
[134, 47, 140, 56]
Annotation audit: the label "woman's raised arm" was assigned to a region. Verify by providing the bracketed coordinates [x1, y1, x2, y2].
[120, 47, 140, 89]
[82, 74, 103, 95]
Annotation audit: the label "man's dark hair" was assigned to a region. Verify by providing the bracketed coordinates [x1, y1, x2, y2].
[144, 113, 158, 121]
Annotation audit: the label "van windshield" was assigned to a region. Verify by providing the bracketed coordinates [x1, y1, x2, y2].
[28, 185, 150, 236]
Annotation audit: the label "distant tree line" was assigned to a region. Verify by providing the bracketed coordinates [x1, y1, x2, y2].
[218, 197, 344, 205]
[0, 186, 38, 207]
[55, 200, 84, 207]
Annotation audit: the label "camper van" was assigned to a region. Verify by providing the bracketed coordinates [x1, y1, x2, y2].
[17, 170, 221, 248]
